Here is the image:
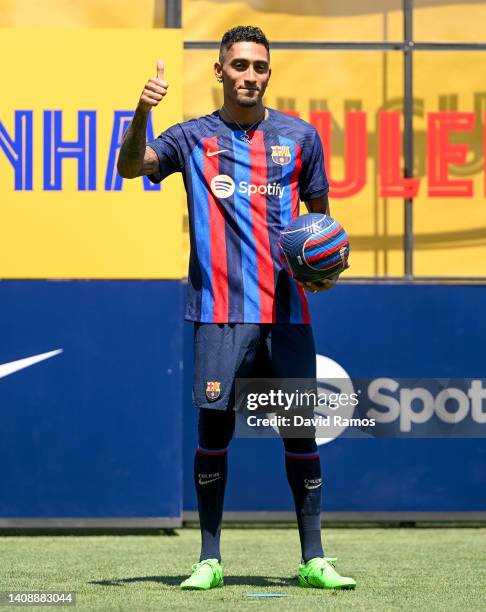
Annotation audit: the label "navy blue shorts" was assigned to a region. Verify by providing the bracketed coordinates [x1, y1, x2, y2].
[192, 323, 316, 410]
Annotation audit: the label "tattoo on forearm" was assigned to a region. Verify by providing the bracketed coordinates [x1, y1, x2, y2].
[118, 110, 149, 177]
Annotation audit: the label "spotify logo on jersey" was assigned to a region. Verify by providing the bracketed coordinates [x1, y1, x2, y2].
[210, 175, 235, 199]
[210, 174, 286, 200]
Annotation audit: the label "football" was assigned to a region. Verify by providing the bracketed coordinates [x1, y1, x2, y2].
[278, 213, 350, 282]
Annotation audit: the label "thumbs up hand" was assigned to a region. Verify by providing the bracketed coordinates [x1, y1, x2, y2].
[138, 59, 169, 113]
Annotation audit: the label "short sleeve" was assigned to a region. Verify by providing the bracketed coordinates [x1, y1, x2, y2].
[298, 128, 329, 201]
[146, 123, 185, 184]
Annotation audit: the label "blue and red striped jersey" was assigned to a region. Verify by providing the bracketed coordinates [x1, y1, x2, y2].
[147, 108, 329, 324]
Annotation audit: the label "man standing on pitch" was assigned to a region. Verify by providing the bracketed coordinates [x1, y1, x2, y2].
[118, 25, 356, 591]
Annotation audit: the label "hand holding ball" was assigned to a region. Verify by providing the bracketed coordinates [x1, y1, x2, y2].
[278, 213, 350, 291]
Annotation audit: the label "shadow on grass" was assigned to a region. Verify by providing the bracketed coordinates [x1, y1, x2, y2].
[90, 575, 296, 587]
[0, 529, 179, 537]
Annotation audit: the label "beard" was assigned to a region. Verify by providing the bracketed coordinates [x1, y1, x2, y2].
[235, 81, 268, 107]
[236, 97, 259, 107]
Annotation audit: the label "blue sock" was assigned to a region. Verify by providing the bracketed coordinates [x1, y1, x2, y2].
[285, 448, 324, 563]
[194, 447, 228, 562]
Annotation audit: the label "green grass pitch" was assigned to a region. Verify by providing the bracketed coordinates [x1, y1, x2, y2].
[1, 527, 485, 611]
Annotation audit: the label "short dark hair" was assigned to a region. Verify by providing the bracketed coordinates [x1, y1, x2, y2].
[219, 25, 270, 63]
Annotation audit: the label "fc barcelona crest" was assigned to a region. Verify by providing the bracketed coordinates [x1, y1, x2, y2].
[271, 145, 292, 166]
[206, 381, 221, 401]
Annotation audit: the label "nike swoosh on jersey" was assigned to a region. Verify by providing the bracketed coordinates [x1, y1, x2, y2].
[304, 483, 322, 490]
[206, 149, 229, 157]
[0, 349, 63, 379]
[198, 476, 222, 485]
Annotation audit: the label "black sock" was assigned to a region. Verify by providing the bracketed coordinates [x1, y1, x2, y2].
[194, 446, 228, 562]
[284, 447, 324, 563]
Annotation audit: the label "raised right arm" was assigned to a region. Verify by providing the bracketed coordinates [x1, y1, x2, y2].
[117, 59, 169, 179]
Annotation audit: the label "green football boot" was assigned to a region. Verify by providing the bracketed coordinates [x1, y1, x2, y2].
[298, 557, 356, 589]
[180, 559, 224, 590]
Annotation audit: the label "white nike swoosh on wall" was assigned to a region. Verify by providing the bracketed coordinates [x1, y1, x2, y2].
[0, 349, 63, 379]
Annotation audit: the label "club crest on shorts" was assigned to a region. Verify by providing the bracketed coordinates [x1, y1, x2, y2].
[206, 381, 221, 401]
[271, 145, 292, 166]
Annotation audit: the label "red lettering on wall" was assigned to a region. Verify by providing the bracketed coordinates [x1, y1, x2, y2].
[379, 112, 420, 198]
[427, 112, 475, 197]
[311, 111, 367, 198]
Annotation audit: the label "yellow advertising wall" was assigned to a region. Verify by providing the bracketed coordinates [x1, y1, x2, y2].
[183, 0, 404, 42]
[183, 0, 486, 44]
[0, 0, 161, 27]
[182, 1, 486, 277]
[0, 28, 183, 278]
[414, 51, 486, 277]
[183, 45, 486, 277]
[1, 2, 486, 278]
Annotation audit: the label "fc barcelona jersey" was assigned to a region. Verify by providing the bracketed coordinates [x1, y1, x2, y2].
[147, 108, 329, 324]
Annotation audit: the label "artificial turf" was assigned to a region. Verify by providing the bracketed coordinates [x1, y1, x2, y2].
[1, 527, 485, 611]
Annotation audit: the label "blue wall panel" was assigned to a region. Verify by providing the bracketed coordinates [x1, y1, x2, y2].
[183, 284, 486, 512]
[0, 280, 183, 519]
[2, 281, 484, 518]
